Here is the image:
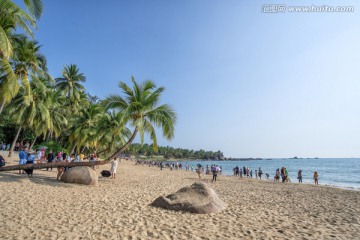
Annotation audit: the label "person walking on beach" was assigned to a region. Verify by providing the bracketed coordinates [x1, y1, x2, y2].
[284, 167, 291, 182]
[212, 165, 219, 183]
[281, 167, 286, 182]
[196, 164, 202, 179]
[206, 165, 210, 174]
[313, 171, 319, 185]
[258, 167, 263, 180]
[255, 169, 258, 179]
[297, 170, 303, 183]
[110, 157, 119, 179]
[274, 168, 280, 182]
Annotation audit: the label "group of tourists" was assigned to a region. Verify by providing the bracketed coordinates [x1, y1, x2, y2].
[195, 164, 221, 183]
[135, 160, 321, 185]
[14, 142, 30, 151]
[233, 166, 268, 179]
[15, 146, 98, 179]
[276, 167, 319, 185]
[1, 142, 11, 151]
[274, 167, 291, 182]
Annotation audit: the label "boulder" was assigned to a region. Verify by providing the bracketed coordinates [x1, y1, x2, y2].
[61, 167, 98, 186]
[151, 182, 225, 214]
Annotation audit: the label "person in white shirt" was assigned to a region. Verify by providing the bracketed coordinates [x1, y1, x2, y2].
[110, 157, 119, 179]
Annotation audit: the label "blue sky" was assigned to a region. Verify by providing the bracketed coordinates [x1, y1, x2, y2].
[19, 0, 360, 158]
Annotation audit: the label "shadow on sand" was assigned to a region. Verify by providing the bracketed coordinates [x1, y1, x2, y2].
[0, 170, 73, 188]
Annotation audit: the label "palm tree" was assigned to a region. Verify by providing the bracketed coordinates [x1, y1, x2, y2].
[30, 76, 68, 143]
[45, 89, 68, 138]
[68, 103, 102, 154]
[7, 74, 49, 157]
[0, 0, 43, 113]
[96, 111, 132, 154]
[12, 35, 47, 94]
[0, 0, 43, 59]
[103, 77, 176, 160]
[55, 64, 86, 110]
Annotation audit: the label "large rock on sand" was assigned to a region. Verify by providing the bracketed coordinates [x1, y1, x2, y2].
[61, 167, 98, 186]
[151, 182, 225, 214]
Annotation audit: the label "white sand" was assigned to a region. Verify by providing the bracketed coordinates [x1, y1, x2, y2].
[0, 152, 359, 239]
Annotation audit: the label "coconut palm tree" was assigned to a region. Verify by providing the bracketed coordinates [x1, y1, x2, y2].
[0, 25, 21, 114]
[95, 111, 132, 154]
[0, 0, 42, 59]
[102, 77, 176, 159]
[55, 64, 86, 110]
[12, 35, 47, 94]
[7, 74, 49, 156]
[0, 0, 43, 113]
[30, 76, 68, 144]
[68, 103, 102, 154]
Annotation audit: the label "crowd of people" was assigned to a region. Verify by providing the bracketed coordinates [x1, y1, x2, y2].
[137, 161, 320, 185]
[13, 146, 99, 179]
[2, 148, 321, 185]
[1, 142, 11, 151]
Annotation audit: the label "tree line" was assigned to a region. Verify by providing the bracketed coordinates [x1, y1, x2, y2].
[126, 143, 224, 160]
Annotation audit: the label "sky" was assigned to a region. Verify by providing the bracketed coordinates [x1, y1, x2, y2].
[16, 0, 360, 158]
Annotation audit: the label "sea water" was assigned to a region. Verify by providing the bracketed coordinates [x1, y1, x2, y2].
[183, 158, 360, 190]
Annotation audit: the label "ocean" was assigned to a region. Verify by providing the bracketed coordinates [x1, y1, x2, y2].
[182, 158, 360, 190]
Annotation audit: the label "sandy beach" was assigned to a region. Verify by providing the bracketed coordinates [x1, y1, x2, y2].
[0, 152, 359, 240]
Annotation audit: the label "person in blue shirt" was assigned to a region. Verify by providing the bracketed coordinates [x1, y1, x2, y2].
[18, 147, 28, 174]
[24, 152, 35, 177]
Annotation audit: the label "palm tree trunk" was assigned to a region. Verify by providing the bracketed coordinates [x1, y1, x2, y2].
[1, 128, 139, 170]
[80, 146, 85, 153]
[107, 128, 138, 160]
[0, 161, 102, 172]
[0, 100, 5, 114]
[30, 136, 37, 150]
[70, 143, 77, 154]
[97, 147, 110, 155]
[8, 127, 21, 157]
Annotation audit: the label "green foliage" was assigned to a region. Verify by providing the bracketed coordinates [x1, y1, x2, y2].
[34, 140, 67, 155]
[126, 143, 224, 160]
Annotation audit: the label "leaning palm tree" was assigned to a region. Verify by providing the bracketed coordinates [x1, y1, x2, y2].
[55, 64, 86, 110]
[102, 76, 176, 159]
